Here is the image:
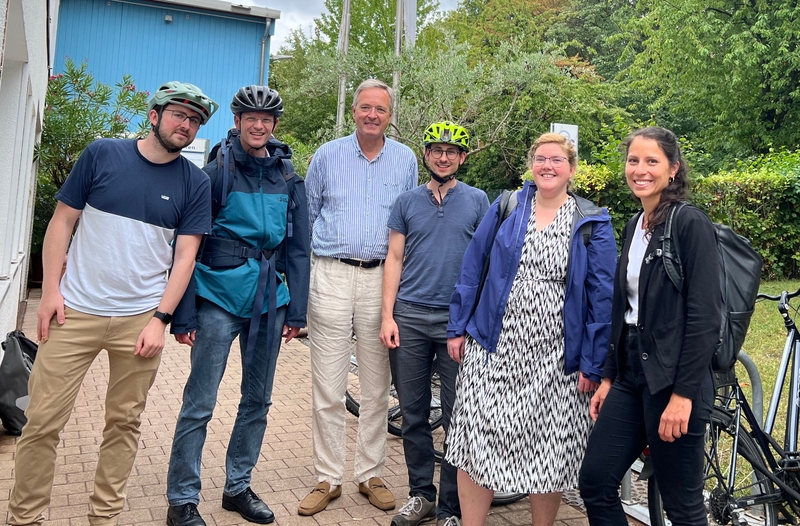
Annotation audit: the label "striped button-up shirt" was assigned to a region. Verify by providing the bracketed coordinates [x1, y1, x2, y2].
[307, 133, 418, 260]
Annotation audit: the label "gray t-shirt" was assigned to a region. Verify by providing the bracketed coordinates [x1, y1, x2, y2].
[387, 182, 489, 309]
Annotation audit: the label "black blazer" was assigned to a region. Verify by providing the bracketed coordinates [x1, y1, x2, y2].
[602, 204, 722, 399]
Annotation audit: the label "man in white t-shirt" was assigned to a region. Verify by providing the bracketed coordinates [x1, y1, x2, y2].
[7, 82, 218, 526]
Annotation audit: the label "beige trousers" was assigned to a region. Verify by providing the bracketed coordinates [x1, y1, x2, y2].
[308, 255, 390, 486]
[7, 307, 160, 526]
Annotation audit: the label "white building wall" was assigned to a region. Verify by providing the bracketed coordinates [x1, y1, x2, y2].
[0, 0, 50, 337]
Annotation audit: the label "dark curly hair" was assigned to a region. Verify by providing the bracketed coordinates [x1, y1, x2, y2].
[623, 126, 689, 234]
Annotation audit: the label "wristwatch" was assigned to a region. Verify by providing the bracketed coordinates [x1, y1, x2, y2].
[153, 311, 173, 325]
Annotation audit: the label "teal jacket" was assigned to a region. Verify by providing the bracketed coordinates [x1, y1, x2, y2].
[172, 135, 310, 332]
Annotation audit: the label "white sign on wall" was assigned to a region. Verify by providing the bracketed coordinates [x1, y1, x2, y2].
[181, 138, 210, 168]
[550, 123, 579, 160]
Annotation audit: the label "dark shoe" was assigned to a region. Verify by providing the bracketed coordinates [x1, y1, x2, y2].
[222, 487, 275, 524]
[166, 503, 206, 526]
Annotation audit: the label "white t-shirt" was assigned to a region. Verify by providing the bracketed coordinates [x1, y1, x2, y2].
[624, 214, 649, 325]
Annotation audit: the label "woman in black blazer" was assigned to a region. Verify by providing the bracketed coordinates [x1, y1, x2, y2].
[578, 127, 722, 525]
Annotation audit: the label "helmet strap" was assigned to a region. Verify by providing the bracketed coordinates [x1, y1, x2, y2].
[422, 152, 458, 184]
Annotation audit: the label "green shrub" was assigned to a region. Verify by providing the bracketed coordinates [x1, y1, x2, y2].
[33, 59, 149, 253]
[693, 166, 800, 279]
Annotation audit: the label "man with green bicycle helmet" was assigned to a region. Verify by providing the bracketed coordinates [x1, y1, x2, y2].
[7, 81, 217, 526]
[147, 81, 219, 153]
[381, 121, 489, 526]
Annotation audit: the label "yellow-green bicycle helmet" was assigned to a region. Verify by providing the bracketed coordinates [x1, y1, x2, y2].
[423, 121, 470, 151]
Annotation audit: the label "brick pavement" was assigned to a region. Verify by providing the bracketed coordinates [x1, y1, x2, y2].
[0, 289, 596, 526]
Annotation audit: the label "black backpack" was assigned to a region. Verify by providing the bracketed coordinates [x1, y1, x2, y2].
[0, 331, 37, 435]
[659, 202, 763, 372]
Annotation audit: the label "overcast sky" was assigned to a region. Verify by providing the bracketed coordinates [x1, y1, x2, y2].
[234, 0, 460, 51]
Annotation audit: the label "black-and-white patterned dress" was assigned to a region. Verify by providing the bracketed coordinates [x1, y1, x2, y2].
[446, 196, 593, 494]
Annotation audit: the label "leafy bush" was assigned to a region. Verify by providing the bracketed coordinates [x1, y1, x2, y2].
[693, 157, 800, 279]
[33, 59, 149, 252]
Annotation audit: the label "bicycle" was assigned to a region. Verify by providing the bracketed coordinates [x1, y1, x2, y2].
[644, 286, 800, 526]
[345, 352, 526, 506]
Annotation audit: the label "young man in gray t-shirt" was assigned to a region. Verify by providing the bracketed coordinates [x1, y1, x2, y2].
[380, 122, 489, 526]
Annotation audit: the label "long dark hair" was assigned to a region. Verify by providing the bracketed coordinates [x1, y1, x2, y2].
[623, 126, 689, 234]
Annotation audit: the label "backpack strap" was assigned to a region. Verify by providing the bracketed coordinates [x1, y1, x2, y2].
[279, 158, 297, 238]
[472, 190, 517, 318]
[210, 139, 235, 220]
[660, 201, 688, 293]
[578, 222, 592, 246]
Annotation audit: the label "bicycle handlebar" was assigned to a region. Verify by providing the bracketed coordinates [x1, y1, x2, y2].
[756, 287, 800, 302]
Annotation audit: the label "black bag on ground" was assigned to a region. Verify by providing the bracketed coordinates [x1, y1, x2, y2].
[0, 331, 37, 435]
[660, 202, 763, 373]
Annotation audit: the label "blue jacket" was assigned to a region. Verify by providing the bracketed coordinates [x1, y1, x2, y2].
[172, 135, 310, 333]
[447, 181, 616, 383]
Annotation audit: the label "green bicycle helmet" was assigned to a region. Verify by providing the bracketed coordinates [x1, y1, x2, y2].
[423, 121, 470, 151]
[148, 81, 219, 125]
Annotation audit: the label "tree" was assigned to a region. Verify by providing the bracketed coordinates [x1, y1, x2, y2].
[621, 0, 800, 158]
[33, 59, 149, 252]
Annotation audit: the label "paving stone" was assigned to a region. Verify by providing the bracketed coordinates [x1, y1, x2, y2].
[0, 290, 604, 526]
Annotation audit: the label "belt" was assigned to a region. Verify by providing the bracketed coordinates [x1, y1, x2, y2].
[337, 258, 385, 269]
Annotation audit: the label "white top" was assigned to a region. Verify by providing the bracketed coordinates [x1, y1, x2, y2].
[624, 214, 649, 325]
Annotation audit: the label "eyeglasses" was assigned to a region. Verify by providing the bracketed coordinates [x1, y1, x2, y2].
[242, 115, 275, 126]
[163, 109, 201, 128]
[430, 148, 461, 160]
[533, 155, 568, 167]
[356, 105, 389, 116]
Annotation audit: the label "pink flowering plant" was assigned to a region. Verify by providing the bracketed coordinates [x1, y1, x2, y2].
[33, 58, 150, 252]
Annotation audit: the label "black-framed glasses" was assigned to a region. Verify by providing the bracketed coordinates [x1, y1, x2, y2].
[533, 155, 568, 167]
[163, 109, 201, 128]
[430, 148, 460, 160]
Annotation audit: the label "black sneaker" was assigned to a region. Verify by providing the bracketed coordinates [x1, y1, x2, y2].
[166, 503, 206, 526]
[222, 487, 275, 524]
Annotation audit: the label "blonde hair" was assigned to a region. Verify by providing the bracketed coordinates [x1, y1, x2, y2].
[526, 133, 577, 170]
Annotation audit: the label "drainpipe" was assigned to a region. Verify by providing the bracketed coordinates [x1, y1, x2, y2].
[259, 19, 272, 85]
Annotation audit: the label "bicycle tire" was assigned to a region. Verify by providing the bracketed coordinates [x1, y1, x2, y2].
[490, 492, 527, 506]
[704, 407, 778, 526]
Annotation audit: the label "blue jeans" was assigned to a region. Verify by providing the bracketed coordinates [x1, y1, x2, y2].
[388, 301, 460, 519]
[579, 325, 713, 525]
[167, 299, 286, 505]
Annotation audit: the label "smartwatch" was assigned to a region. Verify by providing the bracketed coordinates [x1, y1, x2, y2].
[153, 311, 173, 325]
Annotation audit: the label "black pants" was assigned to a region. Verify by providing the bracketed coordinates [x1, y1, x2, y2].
[578, 326, 713, 525]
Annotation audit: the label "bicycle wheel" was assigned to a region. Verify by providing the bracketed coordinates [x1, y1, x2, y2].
[704, 407, 778, 526]
[491, 492, 527, 506]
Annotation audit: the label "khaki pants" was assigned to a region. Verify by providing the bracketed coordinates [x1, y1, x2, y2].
[8, 307, 160, 526]
[308, 255, 390, 486]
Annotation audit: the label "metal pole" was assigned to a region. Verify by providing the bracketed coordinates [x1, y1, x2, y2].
[335, 0, 352, 136]
[390, 0, 403, 137]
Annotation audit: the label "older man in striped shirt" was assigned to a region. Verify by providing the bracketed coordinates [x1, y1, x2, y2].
[299, 79, 418, 516]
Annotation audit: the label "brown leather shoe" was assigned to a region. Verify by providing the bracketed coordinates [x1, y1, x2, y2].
[358, 477, 396, 510]
[298, 482, 342, 516]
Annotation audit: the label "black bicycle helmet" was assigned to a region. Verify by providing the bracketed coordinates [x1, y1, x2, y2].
[230, 85, 284, 117]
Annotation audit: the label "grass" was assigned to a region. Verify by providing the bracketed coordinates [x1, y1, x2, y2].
[735, 280, 800, 450]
